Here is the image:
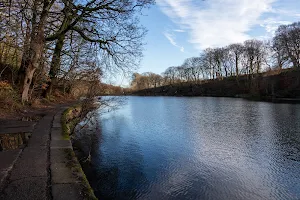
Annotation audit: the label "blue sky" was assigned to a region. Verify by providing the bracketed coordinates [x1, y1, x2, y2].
[106, 0, 300, 86]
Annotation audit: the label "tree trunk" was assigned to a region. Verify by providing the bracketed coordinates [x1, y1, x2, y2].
[20, 0, 53, 102]
[21, 65, 36, 101]
[235, 57, 240, 85]
[21, 35, 45, 102]
[235, 55, 239, 77]
[0, 43, 4, 63]
[43, 33, 66, 98]
[17, 21, 31, 86]
[43, 1, 73, 97]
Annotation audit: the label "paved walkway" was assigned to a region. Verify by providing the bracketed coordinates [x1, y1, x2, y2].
[0, 103, 84, 200]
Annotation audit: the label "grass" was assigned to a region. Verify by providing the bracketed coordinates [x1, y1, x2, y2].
[64, 149, 98, 200]
[61, 104, 82, 140]
[0, 82, 76, 120]
[0, 81, 23, 117]
[61, 105, 97, 200]
[61, 107, 72, 140]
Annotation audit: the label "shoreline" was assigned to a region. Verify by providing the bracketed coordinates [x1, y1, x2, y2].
[128, 94, 300, 104]
[0, 102, 98, 199]
[129, 68, 300, 104]
[60, 105, 98, 200]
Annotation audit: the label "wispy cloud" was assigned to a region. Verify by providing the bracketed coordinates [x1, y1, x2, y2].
[163, 31, 185, 52]
[260, 18, 291, 36]
[268, 0, 300, 18]
[157, 0, 298, 50]
[174, 29, 185, 33]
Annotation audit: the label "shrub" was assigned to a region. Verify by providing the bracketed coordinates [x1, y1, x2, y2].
[0, 81, 22, 111]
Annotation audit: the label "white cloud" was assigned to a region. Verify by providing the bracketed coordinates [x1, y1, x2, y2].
[174, 29, 185, 32]
[260, 18, 291, 36]
[163, 31, 185, 52]
[163, 32, 176, 46]
[157, 0, 277, 50]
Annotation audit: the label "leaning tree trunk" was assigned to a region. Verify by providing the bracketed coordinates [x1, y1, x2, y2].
[21, 32, 46, 101]
[17, 21, 31, 86]
[20, 0, 53, 102]
[43, 33, 66, 98]
[21, 34, 45, 101]
[21, 64, 36, 101]
[43, 2, 73, 98]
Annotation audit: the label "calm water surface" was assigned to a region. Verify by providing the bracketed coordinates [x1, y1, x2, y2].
[80, 97, 300, 200]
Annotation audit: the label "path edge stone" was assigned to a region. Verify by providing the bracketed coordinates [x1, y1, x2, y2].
[50, 106, 97, 200]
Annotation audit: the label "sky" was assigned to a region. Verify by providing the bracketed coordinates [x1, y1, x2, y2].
[106, 0, 300, 86]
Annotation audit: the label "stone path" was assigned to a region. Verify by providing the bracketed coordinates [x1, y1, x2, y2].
[0, 149, 22, 189]
[0, 103, 85, 200]
[0, 110, 54, 199]
[50, 109, 83, 200]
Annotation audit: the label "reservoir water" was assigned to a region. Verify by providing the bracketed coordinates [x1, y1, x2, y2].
[77, 96, 300, 200]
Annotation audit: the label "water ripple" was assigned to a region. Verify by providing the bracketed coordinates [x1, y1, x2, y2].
[76, 97, 300, 200]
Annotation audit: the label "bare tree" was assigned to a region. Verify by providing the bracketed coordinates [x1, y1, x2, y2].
[243, 39, 267, 76]
[0, 0, 154, 102]
[43, 0, 154, 97]
[18, 0, 56, 102]
[228, 43, 244, 79]
[273, 22, 300, 68]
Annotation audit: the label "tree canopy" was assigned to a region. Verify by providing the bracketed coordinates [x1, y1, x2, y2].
[0, 0, 154, 101]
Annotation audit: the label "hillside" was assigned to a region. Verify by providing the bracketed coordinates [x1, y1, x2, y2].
[132, 68, 300, 103]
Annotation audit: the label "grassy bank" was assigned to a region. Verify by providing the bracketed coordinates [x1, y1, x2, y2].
[0, 80, 77, 120]
[61, 105, 97, 200]
[132, 68, 300, 102]
[61, 105, 82, 140]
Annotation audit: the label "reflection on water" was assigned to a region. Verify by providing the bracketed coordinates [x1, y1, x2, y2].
[76, 97, 300, 200]
[0, 132, 31, 151]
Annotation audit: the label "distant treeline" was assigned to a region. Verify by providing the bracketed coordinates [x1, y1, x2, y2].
[130, 21, 300, 91]
[132, 68, 300, 102]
